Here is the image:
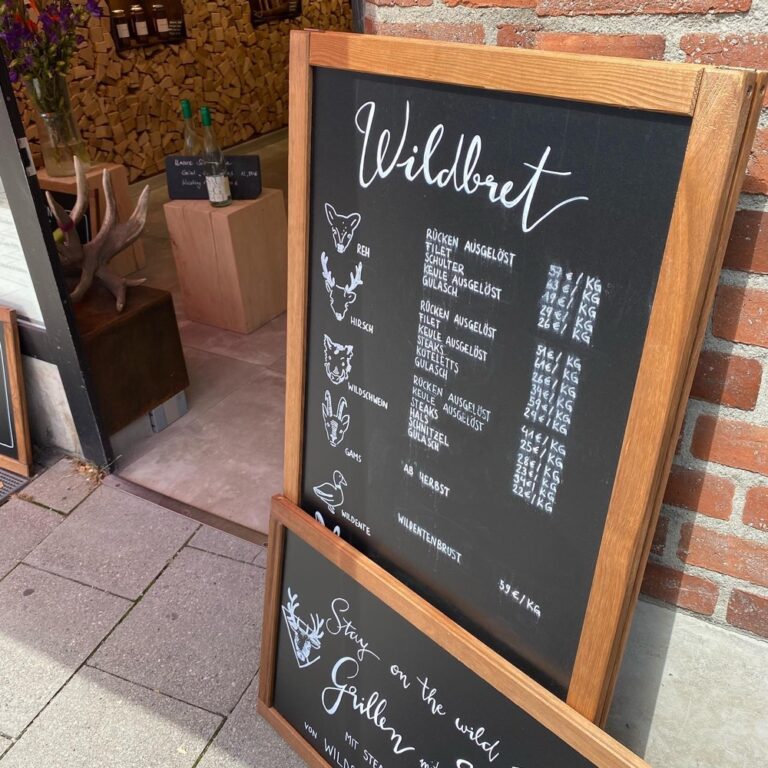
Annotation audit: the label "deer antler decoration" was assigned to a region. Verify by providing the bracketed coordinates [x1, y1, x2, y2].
[47, 157, 150, 312]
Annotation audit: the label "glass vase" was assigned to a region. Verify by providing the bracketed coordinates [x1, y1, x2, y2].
[25, 73, 90, 177]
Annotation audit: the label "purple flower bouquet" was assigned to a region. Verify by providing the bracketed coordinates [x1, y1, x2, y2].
[0, 0, 102, 174]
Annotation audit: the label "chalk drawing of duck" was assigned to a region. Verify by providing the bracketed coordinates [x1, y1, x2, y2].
[313, 470, 347, 515]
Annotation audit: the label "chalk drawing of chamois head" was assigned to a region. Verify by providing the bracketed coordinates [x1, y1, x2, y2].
[321, 252, 364, 321]
[322, 390, 350, 447]
[325, 203, 361, 254]
[323, 334, 353, 385]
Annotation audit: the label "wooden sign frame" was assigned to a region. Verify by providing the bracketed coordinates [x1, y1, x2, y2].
[282, 29, 764, 724]
[259, 494, 655, 768]
[0, 307, 32, 476]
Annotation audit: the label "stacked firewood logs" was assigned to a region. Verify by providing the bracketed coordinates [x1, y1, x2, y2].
[16, 0, 351, 182]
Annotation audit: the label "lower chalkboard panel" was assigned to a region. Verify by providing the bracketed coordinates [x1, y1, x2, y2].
[260, 498, 647, 768]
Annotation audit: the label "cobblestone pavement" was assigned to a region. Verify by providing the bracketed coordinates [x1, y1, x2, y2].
[0, 458, 303, 767]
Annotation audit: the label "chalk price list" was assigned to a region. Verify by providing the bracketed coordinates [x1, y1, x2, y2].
[400, 227, 510, 565]
[398, 230, 605, 625]
[407, 228, 507, 461]
[511, 265, 603, 514]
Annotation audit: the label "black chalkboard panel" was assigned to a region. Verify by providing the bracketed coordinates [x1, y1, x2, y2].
[300, 68, 691, 697]
[273, 525, 617, 768]
[0, 325, 16, 461]
[165, 155, 262, 200]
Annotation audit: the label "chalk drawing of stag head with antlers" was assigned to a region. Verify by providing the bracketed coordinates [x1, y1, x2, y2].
[321, 252, 364, 321]
[281, 588, 325, 668]
[47, 157, 150, 312]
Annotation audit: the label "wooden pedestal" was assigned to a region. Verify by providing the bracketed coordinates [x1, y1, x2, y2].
[163, 190, 287, 334]
[37, 163, 146, 277]
[73, 284, 188, 435]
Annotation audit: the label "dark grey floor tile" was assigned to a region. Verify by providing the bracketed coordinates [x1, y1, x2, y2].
[18, 458, 97, 514]
[0, 666, 221, 768]
[0, 565, 130, 736]
[197, 676, 304, 768]
[91, 547, 263, 715]
[24, 485, 197, 599]
[0, 498, 61, 580]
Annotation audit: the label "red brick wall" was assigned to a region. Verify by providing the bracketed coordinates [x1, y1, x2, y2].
[366, 3, 768, 641]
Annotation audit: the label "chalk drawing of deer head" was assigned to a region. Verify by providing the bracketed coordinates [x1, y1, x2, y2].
[282, 588, 325, 669]
[321, 252, 364, 321]
[325, 203, 361, 254]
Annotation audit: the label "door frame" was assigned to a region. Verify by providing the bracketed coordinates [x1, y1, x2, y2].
[0, 55, 113, 468]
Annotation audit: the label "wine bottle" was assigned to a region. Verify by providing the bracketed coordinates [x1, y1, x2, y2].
[199, 106, 232, 208]
[180, 99, 202, 155]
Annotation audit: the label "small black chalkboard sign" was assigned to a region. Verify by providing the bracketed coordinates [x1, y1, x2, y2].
[249, 0, 301, 27]
[261, 499, 649, 768]
[164, 155, 262, 201]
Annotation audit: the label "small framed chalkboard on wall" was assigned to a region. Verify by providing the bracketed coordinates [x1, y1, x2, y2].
[0, 307, 32, 476]
[249, 0, 301, 26]
[281, 30, 763, 726]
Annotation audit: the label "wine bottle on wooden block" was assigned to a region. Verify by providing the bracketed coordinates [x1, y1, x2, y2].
[200, 106, 231, 208]
[180, 99, 202, 155]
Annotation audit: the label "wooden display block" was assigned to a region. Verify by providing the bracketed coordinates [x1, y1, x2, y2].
[163, 190, 287, 334]
[37, 163, 146, 276]
[73, 284, 188, 435]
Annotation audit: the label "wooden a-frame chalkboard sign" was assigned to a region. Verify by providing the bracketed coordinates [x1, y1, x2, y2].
[270, 28, 764, 745]
[0, 307, 32, 476]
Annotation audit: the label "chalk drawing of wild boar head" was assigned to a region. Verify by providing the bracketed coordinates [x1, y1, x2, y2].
[323, 334, 353, 385]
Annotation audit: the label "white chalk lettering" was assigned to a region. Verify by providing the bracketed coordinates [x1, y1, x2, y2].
[322, 657, 416, 755]
[355, 100, 588, 232]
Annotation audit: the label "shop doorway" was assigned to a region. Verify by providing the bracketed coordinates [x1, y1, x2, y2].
[0, 56, 291, 537]
[111, 132, 289, 533]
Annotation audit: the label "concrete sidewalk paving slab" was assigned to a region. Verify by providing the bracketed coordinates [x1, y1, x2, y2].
[188, 525, 263, 564]
[0, 564, 130, 737]
[18, 458, 97, 514]
[198, 676, 304, 768]
[0, 666, 221, 768]
[253, 545, 267, 567]
[92, 547, 264, 715]
[0, 736, 11, 756]
[607, 600, 768, 767]
[0, 499, 61, 580]
[24, 485, 198, 599]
